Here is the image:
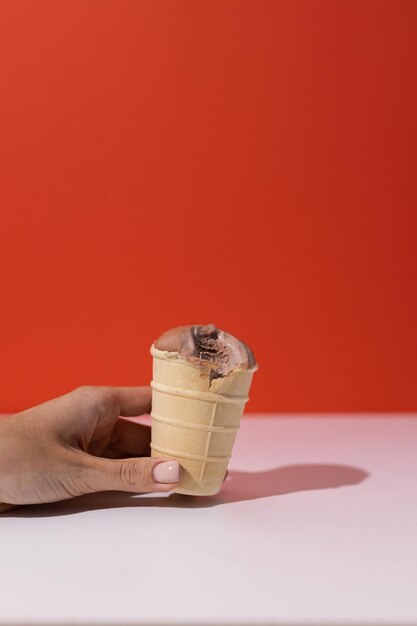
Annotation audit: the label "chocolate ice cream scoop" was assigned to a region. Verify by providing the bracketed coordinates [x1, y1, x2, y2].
[154, 324, 257, 377]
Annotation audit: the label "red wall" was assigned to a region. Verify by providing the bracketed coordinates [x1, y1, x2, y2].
[0, 1, 416, 413]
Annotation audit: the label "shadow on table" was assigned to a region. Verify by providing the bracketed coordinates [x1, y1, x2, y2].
[4, 463, 369, 517]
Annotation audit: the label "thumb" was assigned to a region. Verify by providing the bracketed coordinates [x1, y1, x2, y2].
[77, 454, 180, 495]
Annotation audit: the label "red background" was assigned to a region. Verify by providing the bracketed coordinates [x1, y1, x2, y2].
[0, 1, 416, 414]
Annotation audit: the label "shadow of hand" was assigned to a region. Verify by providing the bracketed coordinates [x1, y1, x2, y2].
[215, 463, 369, 504]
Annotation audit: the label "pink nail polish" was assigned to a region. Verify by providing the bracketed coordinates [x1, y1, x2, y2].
[153, 461, 180, 484]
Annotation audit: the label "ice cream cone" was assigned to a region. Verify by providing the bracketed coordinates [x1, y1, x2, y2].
[150, 345, 257, 495]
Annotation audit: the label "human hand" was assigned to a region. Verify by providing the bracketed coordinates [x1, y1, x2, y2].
[0, 386, 180, 513]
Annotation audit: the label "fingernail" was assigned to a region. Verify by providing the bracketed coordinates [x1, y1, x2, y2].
[153, 461, 180, 484]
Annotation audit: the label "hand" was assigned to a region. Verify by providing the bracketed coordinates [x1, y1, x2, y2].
[0, 386, 180, 513]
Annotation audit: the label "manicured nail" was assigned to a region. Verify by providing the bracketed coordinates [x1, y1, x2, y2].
[153, 461, 180, 484]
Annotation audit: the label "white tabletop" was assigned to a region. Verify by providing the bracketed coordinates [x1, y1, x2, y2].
[1, 414, 417, 626]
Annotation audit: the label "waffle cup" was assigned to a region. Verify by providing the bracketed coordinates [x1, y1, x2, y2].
[150, 345, 257, 495]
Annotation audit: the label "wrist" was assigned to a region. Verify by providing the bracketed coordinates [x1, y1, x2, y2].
[0, 419, 17, 512]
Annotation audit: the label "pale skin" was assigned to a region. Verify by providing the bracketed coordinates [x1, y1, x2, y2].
[0, 386, 181, 513]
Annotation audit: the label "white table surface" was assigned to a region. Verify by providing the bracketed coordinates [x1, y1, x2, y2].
[1, 414, 417, 626]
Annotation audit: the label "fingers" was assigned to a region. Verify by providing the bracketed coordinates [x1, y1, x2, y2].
[110, 386, 152, 417]
[106, 419, 151, 457]
[72, 385, 152, 418]
[78, 453, 180, 495]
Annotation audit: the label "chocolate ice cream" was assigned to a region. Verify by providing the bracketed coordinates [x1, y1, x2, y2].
[154, 324, 257, 378]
